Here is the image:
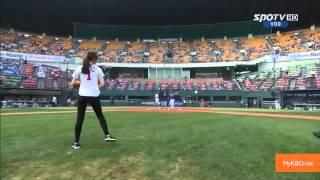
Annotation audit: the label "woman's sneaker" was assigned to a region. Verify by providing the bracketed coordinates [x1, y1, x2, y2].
[72, 142, 80, 149]
[313, 131, 320, 139]
[105, 135, 117, 142]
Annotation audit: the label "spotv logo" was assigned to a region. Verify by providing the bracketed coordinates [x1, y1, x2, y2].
[253, 14, 299, 22]
[253, 14, 298, 28]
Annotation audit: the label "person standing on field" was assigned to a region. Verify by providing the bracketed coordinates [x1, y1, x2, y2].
[200, 98, 205, 108]
[71, 52, 116, 150]
[169, 91, 175, 109]
[154, 93, 160, 108]
[52, 96, 57, 107]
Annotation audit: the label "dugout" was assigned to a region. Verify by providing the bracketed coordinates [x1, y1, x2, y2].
[97, 89, 276, 108]
[0, 88, 63, 108]
[281, 90, 320, 110]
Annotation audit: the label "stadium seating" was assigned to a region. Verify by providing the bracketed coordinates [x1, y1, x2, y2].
[47, 37, 72, 55]
[316, 76, 320, 89]
[106, 79, 116, 90]
[45, 78, 54, 89]
[242, 38, 269, 60]
[148, 42, 166, 63]
[238, 61, 320, 91]
[116, 79, 128, 90]
[21, 77, 38, 89]
[159, 80, 169, 90]
[102, 78, 241, 91]
[275, 78, 289, 91]
[0, 31, 19, 51]
[98, 41, 125, 63]
[77, 40, 103, 58]
[128, 80, 141, 90]
[1, 28, 320, 93]
[183, 79, 194, 90]
[172, 42, 191, 63]
[259, 79, 273, 91]
[1, 28, 320, 63]
[0, 59, 21, 75]
[193, 41, 213, 63]
[126, 42, 145, 63]
[223, 80, 236, 90]
[1, 57, 319, 91]
[20, 35, 51, 54]
[209, 79, 221, 90]
[144, 80, 155, 90]
[0, 59, 72, 90]
[215, 40, 238, 61]
[171, 80, 180, 90]
[197, 80, 208, 90]
[2, 76, 24, 88]
[242, 79, 261, 91]
[303, 29, 320, 50]
[295, 77, 306, 90]
[21, 63, 34, 76]
[57, 78, 68, 89]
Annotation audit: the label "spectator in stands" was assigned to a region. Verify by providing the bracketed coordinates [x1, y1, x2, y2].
[0, 96, 4, 108]
[280, 68, 283, 78]
[71, 98, 76, 106]
[274, 99, 281, 109]
[111, 97, 115, 106]
[52, 96, 57, 107]
[258, 99, 262, 108]
[200, 98, 205, 108]
[182, 98, 186, 107]
[253, 99, 257, 108]
[154, 93, 160, 108]
[169, 91, 175, 109]
[67, 97, 72, 106]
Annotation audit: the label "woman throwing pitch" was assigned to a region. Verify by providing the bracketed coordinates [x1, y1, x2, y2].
[71, 52, 116, 150]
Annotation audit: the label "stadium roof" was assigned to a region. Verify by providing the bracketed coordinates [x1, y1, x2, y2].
[1, 0, 319, 36]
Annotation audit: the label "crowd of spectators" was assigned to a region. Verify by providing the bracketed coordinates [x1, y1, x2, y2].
[1, 28, 320, 64]
[102, 78, 240, 91]
[239, 63, 320, 91]
[0, 58, 68, 90]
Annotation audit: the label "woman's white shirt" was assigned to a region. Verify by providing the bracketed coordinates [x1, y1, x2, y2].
[72, 65, 104, 97]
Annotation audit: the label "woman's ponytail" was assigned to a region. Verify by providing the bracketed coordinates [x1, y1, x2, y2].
[82, 57, 90, 74]
[81, 52, 98, 74]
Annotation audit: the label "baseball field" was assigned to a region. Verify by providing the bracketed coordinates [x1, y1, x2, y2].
[1, 107, 320, 180]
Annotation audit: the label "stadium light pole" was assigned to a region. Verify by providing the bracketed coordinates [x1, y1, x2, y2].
[272, 48, 280, 98]
[273, 54, 276, 91]
[66, 57, 70, 100]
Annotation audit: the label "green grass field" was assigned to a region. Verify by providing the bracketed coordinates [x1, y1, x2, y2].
[1, 108, 320, 180]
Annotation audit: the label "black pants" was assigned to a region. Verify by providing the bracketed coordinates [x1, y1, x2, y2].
[74, 96, 110, 143]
